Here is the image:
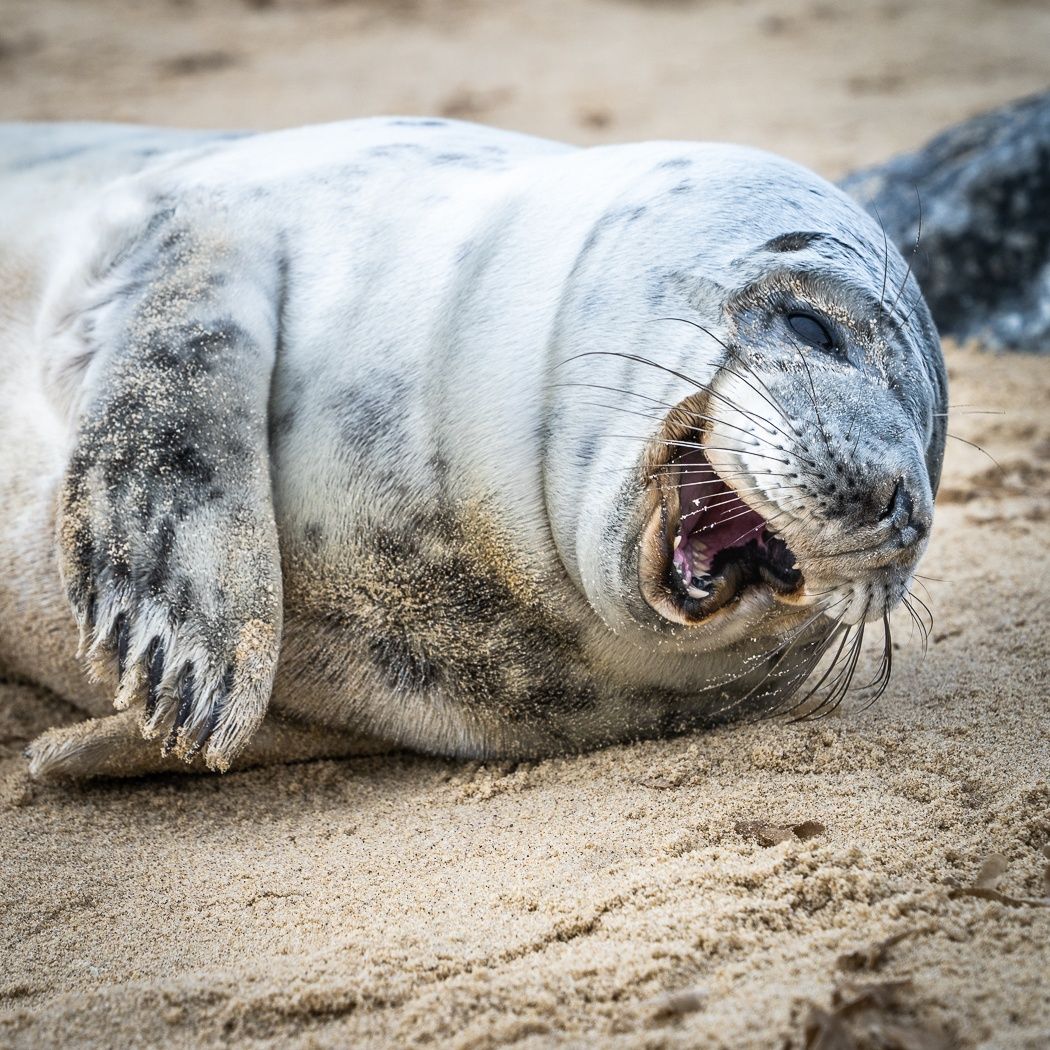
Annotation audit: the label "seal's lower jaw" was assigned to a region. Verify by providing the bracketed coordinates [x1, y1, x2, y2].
[640, 445, 806, 627]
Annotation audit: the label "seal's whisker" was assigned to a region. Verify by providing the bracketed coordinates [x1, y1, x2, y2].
[853, 613, 894, 713]
[900, 595, 929, 655]
[702, 585, 852, 724]
[873, 202, 890, 331]
[650, 317, 801, 435]
[792, 340, 834, 457]
[908, 576, 935, 604]
[794, 607, 868, 720]
[765, 607, 853, 720]
[887, 186, 924, 321]
[738, 602, 852, 720]
[679, 487, 799, 524]
[680, 482, 798, 508]
[565, 348, 812, 456]
[608, 435, 811, 474]
[679, 357, 805, 452]
[902, 591, 931, 646]
[586, 460, 800, 483]
[945, 432, 1004, 473]
[713, 496, 810, 548]
[562, 349, 705, 391]
[788, 609, 860, 713]
[660, 318, 800, 430]
[705, 601, 842, 720]
[578, 400, 796, 458]
[905, 587, 935, 628]
[905, 589, 935, 642]
[714, 360, 799, 437]
[654, 471, 799, 491]
[673, 483, 797, 509]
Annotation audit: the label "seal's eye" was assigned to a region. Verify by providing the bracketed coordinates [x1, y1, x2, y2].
[787, 311, 836, 351]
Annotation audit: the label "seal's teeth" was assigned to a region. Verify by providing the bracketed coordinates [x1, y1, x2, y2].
[686, 583, 710, 599]
[673, 535, 681, 551]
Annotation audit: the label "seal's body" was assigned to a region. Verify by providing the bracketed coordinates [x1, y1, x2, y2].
[0, 119, 946, 779]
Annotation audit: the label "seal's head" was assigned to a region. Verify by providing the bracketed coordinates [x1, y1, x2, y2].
[546, 144, 947, 704]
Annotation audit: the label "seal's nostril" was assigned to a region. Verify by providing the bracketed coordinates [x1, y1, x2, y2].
[883, 478, 919, 535]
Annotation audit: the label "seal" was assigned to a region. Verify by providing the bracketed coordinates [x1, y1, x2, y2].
[0, 118, 947, 780]
[840, 89, 1050, 354]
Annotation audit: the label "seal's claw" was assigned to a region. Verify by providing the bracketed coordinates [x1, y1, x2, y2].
[81, 594, 279, 770]
[114, 612, 130, 681]
[144, 638, 164, 717]
[172, 667, 196, 734]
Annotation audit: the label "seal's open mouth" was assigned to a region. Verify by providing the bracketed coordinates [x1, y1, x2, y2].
[640, 434, 804, 625]
[670, 446, 802, 609]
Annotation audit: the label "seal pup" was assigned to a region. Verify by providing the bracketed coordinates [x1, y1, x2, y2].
[0, 118, 946, 780]
[840, 89, 1050, 354]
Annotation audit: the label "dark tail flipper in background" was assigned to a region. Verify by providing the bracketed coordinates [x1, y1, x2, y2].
[839, 91, 1050, 354]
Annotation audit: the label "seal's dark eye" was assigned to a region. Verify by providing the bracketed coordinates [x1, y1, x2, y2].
[787, 311, 836, 351]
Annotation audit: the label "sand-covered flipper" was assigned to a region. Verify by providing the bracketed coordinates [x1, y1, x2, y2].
[25, 709, 392, 781]
[49, 196, 285, 771]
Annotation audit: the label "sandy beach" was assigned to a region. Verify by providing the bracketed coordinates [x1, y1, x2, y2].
[1, 1, 1048, 1047]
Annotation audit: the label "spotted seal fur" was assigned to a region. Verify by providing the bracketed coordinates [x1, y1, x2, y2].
[0, 118, 946, 779]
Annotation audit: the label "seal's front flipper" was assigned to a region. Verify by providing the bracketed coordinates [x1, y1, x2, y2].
[26, 710, 393, 781]
[50, 201, 284, 771]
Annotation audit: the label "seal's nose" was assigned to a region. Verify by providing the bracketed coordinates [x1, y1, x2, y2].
[882, 478, 925, 547]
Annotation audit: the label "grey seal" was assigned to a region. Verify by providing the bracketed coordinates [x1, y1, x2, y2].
[0, 118, 946, 779]
[840, 89, 1050, 354]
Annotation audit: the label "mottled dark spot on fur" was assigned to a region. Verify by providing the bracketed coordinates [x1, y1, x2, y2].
[332, 374, 409, 455]
[270, 407, 296, 442]
[656, 157, 693, 171]
[388, 118, 448, 128]
[574, 435, 597, 466]
[429, 452, 451, 489]
[368, 143, 427, 160]
[9, 144, 94, 171]
[154, 428, 217, 489]
[169, 574, 195, 620]
[303, 522, 324, 550]
[143, 320, 247, 375]
[142, 515, 176, 595]
[526, 680, 597, 716]
[288, 511, 598, 736]
[763, 231, 826, 253]
[429, 150, 505, 171]
[368, 633, 443, 693]
[534, 417, 553, 448]
[580, 204, 650, 254]
[669, 181, 693, 195]
[94, 540, 130, 589]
